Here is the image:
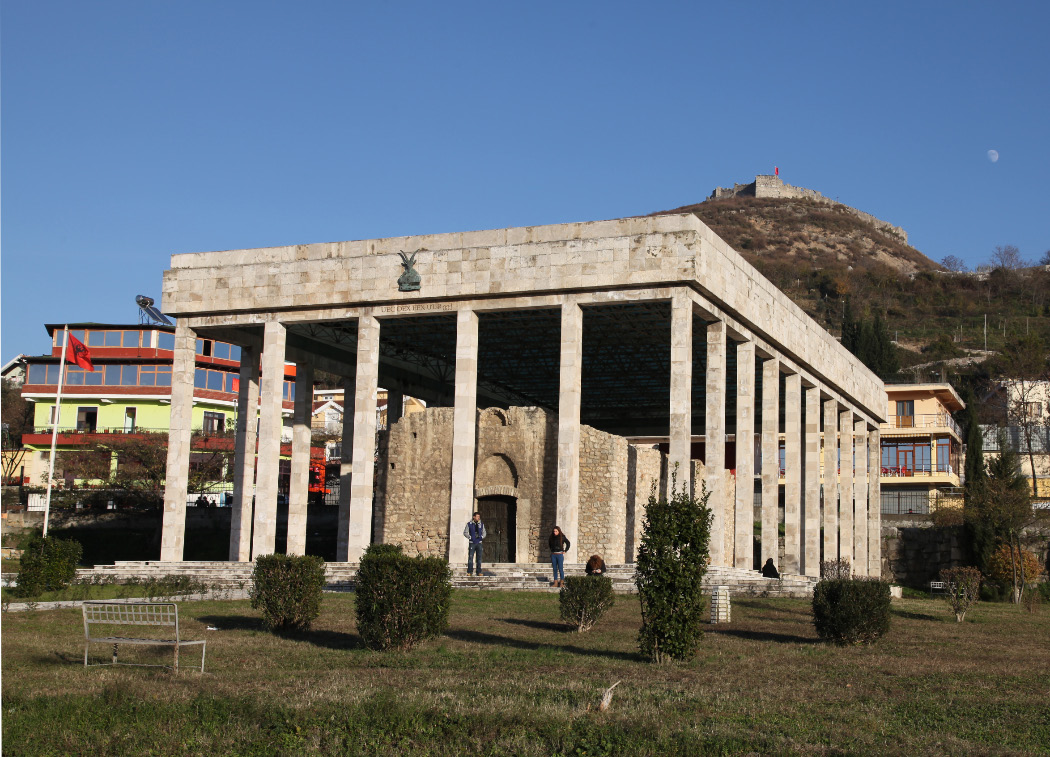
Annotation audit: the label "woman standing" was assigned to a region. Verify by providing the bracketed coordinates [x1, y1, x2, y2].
[549, 526, 570, 587]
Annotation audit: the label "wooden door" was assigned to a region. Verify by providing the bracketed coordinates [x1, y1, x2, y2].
[478, 497, 516, 563]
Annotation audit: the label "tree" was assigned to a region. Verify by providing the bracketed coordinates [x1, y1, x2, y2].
[961, 387, 986, 496]
[635, 474, 713, 663]
[989, 245, 1029, 271]
[1040, 250, 1050, 267]
[1, 378, 34, 484]
[940, 255, 968, 273]
[991, 334, 1050, 498]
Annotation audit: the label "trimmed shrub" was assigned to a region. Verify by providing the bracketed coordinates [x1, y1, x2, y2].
[13, 532, 83, 598]
[249, 554, 326, 632]
[355, 543, 452, 651]
[820, 558, 853, 580]
[812, 578, 891, 645]
[560, 575, 615, 632]
[940, 566, 982, 622]
[986, 545, 1041, 585]
[636, 476, 713, 663]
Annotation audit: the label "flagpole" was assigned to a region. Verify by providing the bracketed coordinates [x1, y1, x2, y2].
[43, 325, 70, 538]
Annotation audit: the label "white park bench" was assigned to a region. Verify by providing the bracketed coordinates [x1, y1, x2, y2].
[928, 580, 948, 598]
[82, 601, 206, 673]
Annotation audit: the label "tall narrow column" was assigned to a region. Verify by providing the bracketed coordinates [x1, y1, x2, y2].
[853, 418, 869, 576]
[822, 397, 839, 565]
[229, 346, 259, 561]
[868, 429, 882, 577]
[668, 292, 693, 491]
[286, 363, 314, 556]
[705, 321, 727, 566]
[803, 385, 821, 577]
[557, 301, 583, 564]
[252, 321, 287, 558]
[449, 309, 480, 565]
[387, 389, 404, 425]
[347, 315, 380, 562]
[160, 321, 196, 561]
[760, 357, 780, 569]
[838, 410, 854, 566]
[735, 341, 756, 569]
[336, 375, 355, 561]
[783, 373, 802, 574]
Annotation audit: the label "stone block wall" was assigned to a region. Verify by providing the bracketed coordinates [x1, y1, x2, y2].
[626, 446, 665, 562]
[577, 426, 628, 562]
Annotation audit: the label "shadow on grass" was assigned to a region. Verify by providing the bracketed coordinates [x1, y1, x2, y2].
[707, 627, 819, 645]
[891, 609, 942, 622]
[445, 628, 642, 662]
[197, 614, 362, 650]
[499, 617, 571, 633]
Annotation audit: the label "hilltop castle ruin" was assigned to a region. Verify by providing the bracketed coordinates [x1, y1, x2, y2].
[709, 174, 908, 244]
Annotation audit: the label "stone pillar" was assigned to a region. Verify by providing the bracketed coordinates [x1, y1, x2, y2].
[160, 321, 196, 561]
[760, 357, 780, 568]
[868, 429, 882, 577]
[557, 301, 583, 564]
[783, 373, 802, 574]
[252, 321, 287, 558]
[347, 315, 380, 562]
[853, 418, 869, 576]
[336, 375, 354, 561]
[229, 346, 259, 561]
[803, 385, 821, 577]
[838, 409, 854, 566]
[286, 362, 314, 556]
[735, 341, 755, 570]
[449, 309, 480, 566]
[668, 292, 693, 490]
[822, 397, 839, 565]
[705, 321, 727, 566]
[387, 389, 404, 425]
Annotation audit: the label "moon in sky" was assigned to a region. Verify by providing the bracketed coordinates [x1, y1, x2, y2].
[987, 149, 999, 163]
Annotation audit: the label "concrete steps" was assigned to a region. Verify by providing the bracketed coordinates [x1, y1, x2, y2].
[68, 561, 817, 598]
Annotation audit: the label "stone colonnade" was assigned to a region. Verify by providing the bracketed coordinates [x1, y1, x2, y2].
[159, 286, 882, 577]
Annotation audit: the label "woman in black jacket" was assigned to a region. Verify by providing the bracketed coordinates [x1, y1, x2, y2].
[549, 526, 570, 587]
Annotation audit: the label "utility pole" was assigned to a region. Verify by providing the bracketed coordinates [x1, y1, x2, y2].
[984, 314, 987, 351]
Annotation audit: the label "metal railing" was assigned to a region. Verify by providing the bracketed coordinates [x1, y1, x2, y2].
[881, 413, 961, 436]
[880, 463, 959, 478]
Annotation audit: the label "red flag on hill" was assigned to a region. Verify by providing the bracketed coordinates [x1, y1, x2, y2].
[67, 334, 95, 371]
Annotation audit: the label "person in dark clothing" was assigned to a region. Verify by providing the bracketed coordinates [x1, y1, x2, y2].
[761, 558, 780, 579]
[548, 526, 570, 587]
[463, 512, 486, 576]
[585, 554, 607, 576]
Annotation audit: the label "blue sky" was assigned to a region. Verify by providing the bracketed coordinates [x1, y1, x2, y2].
[3, 1, 1048, 361]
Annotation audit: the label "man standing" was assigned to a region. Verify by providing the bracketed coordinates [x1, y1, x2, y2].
[463, 511, 486, 576]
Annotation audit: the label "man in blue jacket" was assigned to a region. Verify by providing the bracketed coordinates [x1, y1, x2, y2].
[463, 511, 486, 576]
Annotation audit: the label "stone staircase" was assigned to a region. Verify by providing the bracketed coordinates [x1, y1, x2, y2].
[69, 561, 817, 598]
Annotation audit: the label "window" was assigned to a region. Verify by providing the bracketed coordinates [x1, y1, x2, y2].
[202, 411, 225, 434]
[28, 364, 48, 384]
[895, 400, 915, 427]
[158, 332, 175, 351]
[121, 365, 138, 386]
[1026, 402, 1044, 418]
[212, 342, 231, 360]
[194, 368, 207, 388]
[87, 331, 107, 347]
[105, 365, 123, 385]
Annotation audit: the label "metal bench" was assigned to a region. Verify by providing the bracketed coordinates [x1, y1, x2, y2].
[929, 580, 947, 598]
[82, 601, 206, 672]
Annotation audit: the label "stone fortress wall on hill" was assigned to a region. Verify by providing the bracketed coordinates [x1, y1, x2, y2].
[710, 175, 908, 244]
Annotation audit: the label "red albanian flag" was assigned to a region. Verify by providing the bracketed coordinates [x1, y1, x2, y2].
[67, 333, 95, 371]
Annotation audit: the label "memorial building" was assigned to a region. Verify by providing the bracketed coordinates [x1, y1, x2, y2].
[159, 213, 886, 577]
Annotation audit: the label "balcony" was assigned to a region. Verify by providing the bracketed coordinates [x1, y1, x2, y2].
[880, 462, 960, 485]
[881, 413, 961, 437]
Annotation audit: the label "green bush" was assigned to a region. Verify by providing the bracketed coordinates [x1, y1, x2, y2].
[13, 532, 83, 598]
[249, 554, 326, 632]
[355, 543, 452, 651]
[636, 476, 713, 663]
[812, 578, 892, 645]
[559, 575, 615, 632]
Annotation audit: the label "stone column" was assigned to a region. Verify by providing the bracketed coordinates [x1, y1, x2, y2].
[286, 362, 314, 556]
[449, 309, 480, 565]
[853, 418, 869, 576]
[868, 429, 882, 578]
[347, 315, 380, 562]
[803, 385, 821, 577]
[252, 321, 287, 558]
[822, 397, 839, 565]
[735, 341, 756, 570]
[336, 375, 354, 561]
[387, 389, 404, 425]
[760, 357, 780, 569]
[705, 321, 727, 566]
[668, 292, 693, 491]
[557, 301, 583, 564]
[838, 409, 854, 566]
[229, 346, 259, 561]
[782, 373, 802, 574]
[160, 321, 196, 561]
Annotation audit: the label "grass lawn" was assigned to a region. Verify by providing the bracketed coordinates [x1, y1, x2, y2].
[2, 591, 1048, 756]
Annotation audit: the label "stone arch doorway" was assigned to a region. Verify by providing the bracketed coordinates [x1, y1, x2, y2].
[477, 494, 516, 564]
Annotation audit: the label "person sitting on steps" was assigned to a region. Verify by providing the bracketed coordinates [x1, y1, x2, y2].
[585, 554, 607, 576]
[761, 557, 780, 579]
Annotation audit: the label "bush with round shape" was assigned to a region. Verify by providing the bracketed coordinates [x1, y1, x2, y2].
[13, 532, 83, 598]
[560, 575, 615, 632]
[249, 554, 326, 633]
[939, 566, 982, 622]
[812, 578, 891, 645]
[986, 544, 1041, 585]
[354, 543, 452, 651]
